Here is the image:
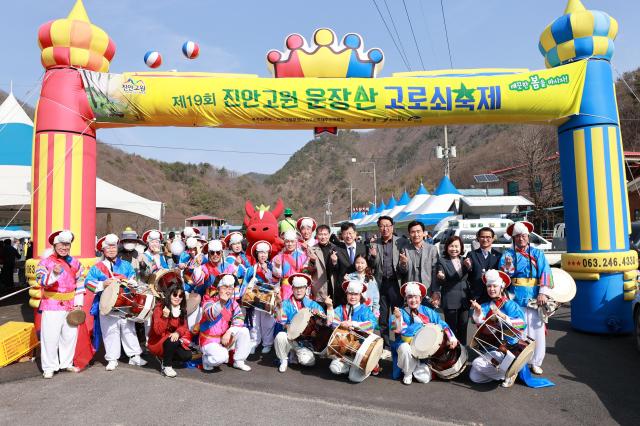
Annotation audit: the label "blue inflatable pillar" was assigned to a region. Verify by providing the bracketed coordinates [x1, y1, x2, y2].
[540, 0, 637, 334]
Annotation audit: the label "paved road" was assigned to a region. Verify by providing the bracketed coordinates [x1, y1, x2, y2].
[1, 289, 639, 425]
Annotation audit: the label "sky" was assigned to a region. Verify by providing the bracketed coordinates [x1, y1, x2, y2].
[1, 0, 638, 174]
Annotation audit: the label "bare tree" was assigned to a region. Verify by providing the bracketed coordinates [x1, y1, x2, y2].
[509, 126, 563, 231]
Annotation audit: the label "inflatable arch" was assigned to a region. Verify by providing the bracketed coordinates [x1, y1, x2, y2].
[28, 0, 636, 334]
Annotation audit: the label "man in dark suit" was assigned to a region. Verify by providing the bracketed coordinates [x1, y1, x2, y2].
[368, 216, 407, 346]
[331, 222, 366, 306]
[465, 227, 502, 304]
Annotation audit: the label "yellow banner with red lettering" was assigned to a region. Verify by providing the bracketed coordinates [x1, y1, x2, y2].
[80, 60, 587, 130]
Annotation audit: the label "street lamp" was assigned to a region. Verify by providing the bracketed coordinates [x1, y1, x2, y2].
[353, 157, 377, 207]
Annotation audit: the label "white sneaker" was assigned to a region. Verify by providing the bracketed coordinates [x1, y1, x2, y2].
[530, 365, 543, 375]
[402, 374, 413, 385]
[278, 360, 288, 373]
[129, 355, 147, 366]
[106, 360, 118, 371]
[65, 366, 81, 373]
[162, 366, 177, 378]
[261, 345, 272, 354]
[233, 361, 252, 372]
[501, 374, 516, 388]
[43, 370, 54, 379]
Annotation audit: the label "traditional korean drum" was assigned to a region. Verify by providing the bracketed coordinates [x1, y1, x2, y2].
[241, 284, 277, 315]
[469, 313, 536, 378]
[326, 326, 383, 375]
[286, 308, 333, 353]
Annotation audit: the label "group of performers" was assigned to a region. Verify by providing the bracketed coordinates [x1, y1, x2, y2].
[35, 216, 554, 389]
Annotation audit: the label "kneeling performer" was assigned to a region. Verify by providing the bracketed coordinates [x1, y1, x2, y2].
[468, 269, 526, 388]
[326, 279, 378, 382]
[274, 273, 325, 373]
[391, 281, 458, 385]
[199, 274, 252, 372]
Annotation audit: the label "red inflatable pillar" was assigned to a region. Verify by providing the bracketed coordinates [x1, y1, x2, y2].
[31, 0, 115, 259]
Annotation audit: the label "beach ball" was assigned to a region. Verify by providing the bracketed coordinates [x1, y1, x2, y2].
[144, 50, 162, 68]
[182, 41, 200, 59]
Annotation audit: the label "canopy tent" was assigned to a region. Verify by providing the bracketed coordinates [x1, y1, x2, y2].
[0, 92, 33, 166]
[388, 191, 411, 219]
[393, 183, 430, 221]
[358, 200, 386, 229]
[400, 176, 462, 224]
[0, 165, 162, 225]
[0, 93, 162, 228]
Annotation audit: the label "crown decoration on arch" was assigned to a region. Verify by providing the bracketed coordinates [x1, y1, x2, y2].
[266, 28, 384, 79]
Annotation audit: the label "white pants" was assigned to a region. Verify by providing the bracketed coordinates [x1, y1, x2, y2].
[250, 310, 275, 348]
[396, 342, 431, 383]
[40, 310, 78, 373]
[469, 351, 506, 383]
[329, 359, 368, 383]
[274, 332, 315, 366]
[187, 305, 202, 333]
[99, 315, 142, 361]
[201, 327, 251, 368]
[525, 307, 545, 367]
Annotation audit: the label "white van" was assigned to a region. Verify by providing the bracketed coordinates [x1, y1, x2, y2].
[432, 218, 552, 255]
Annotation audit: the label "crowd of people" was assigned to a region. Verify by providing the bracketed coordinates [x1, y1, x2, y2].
[34, 214, 554, 388]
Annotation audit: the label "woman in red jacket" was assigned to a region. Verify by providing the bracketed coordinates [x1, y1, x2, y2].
[148, 284, 192, 377]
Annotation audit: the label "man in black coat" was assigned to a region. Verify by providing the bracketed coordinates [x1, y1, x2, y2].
[465, 227, 502, 304]
[331, 222, 366, 306]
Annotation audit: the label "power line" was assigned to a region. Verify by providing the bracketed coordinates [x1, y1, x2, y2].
[103, 142, 294, 156]
[440, 0, 454, 69]
[419, 0, 439, 66]
[382, 0, 412, 70]
[371, 0, 411, 71]
[402, 0, 426, 70]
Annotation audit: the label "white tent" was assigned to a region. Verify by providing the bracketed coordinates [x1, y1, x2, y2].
[0, 93, 162, 227]
[393, 183, 431, 221]
[0, 165, 162, 222]
[388, 191, 411, 219]
[403, 176, 462, 221]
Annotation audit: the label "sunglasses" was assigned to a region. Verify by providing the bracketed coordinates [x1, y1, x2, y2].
[209, 251, 222, 254]
[171, 292, 184, 298]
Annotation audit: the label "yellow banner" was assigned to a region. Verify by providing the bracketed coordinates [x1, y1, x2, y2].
[81, 61, 587, 130]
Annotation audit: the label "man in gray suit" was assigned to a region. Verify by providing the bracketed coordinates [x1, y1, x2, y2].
[397, 220, 439, 298]
[368, 215, 407, 345]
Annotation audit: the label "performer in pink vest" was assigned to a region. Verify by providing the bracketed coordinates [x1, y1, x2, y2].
[35, 230, 85, 379]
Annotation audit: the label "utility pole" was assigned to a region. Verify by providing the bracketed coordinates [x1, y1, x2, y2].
[349, 180, 354, 219]
[436, 125, 457, 177]
[325, 195, 333, 227]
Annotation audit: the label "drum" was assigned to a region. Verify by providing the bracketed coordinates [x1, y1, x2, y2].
[327, 326, 384, 375]
[286, 308, 333, 353]
[549, 268, 577, 303]
[409, 323, 467, 379]
[147, 269, 184, 298]
[428, 343, 468, 380]
[410, 323, 444, 359]
[469, 313, 536, 378]
[241, 284, 276, 315]
[98, 280, 156, 323]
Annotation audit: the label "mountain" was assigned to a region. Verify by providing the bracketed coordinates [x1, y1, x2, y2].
[1, 67, 639, 232]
